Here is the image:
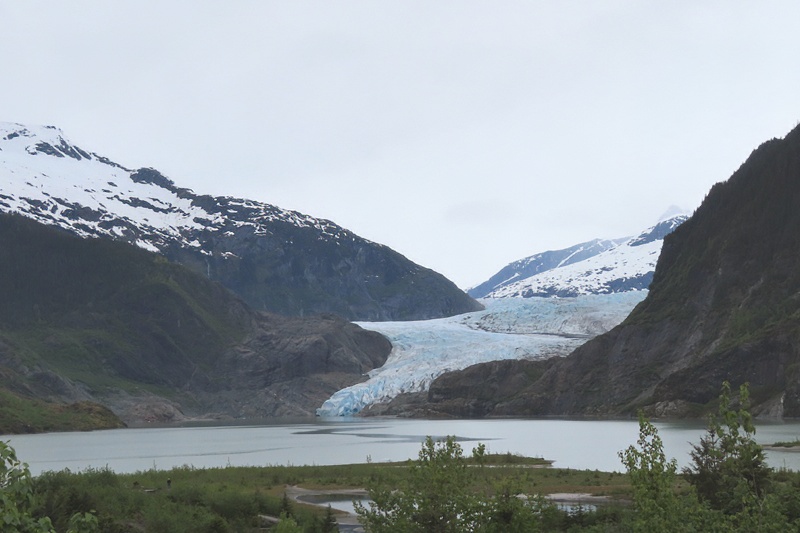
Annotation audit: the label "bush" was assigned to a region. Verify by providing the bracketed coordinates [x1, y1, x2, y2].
[0, 440, 55, 532]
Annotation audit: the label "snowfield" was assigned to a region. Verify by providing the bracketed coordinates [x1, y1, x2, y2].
[0, 122, 354, 250]
[473, 214, 687, 299]
[317, 292, 647, 416]
[485, 215, 687, 299]
[489, 238, 661, 297]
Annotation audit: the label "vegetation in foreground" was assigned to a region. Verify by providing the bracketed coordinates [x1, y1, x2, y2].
[3, 382, 800, 532]
[768, 438, 800, 449]
[0, 443, 623, 532]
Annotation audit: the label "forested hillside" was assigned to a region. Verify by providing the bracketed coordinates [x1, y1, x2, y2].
[0, 213, 391, 431]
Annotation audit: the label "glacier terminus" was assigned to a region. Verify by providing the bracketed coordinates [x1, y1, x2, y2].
[317, 292, 647, 416]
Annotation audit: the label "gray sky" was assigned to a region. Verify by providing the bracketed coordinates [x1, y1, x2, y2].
[3, 2, 799, 288]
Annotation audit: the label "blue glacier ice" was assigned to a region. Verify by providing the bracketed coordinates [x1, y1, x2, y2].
[317, 292, 646, 416]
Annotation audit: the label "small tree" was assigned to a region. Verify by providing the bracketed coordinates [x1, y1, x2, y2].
[619, 413, 687, 533]
[279, 491, 294, 518]
[272, 512, 303, 533]
[472, 443, 487, 466]
[682, 382, 771, 515]
[321, 504, 338, 532]
[477, 484, 545, 533]
[356, 436, 478, 533]
[66, 511, 99, 533]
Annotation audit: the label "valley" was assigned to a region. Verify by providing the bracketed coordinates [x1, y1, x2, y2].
[5, 6, 800, 531]
[318, 293, 646, 416]
[2, 120, 800, 434]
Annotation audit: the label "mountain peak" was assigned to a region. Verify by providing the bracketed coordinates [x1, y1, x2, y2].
[0, 122, 94, 162]
[657, 205, 690, 222]
[1, 122, 63, 140]
[628, 214, 689, 247]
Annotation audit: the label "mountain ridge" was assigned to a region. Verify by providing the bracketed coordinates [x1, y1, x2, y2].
[0, 122, 481, 321]
[0, 212, 392, 429]
[467, 238, 623, 298]
[469, 215, 687, 299]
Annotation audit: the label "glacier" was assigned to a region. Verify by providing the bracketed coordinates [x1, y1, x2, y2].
[317, 292, 647, 416]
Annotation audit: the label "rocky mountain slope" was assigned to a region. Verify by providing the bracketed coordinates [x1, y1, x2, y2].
[0, 122, 481, 321]
[0, 213, 391, 429]
[469, 215, 687, 299]
[408, 123, 800, 418]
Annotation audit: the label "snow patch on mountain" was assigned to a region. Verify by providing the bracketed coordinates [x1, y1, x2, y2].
[316, 292, 646, 416]
[482, 216, 688, 299]
[0, 122, 356, 251]
[0, 121, 483, 321]
[468, 238, 625, 299]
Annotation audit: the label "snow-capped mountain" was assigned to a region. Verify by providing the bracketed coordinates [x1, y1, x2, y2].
[0, 122, 481, 320]
[473, 215, 688, 299]
[468, 238, 626, 298]
[317, 292, 646, 416]
[0, 123, 302, 248]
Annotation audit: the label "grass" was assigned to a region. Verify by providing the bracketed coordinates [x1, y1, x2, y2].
[0, 390, 124, 434]
[28, 455, 634, 532]
[768, 438, 800, 448]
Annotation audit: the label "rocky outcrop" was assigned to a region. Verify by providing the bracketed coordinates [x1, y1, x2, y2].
[96, 313, 392, 422]
[186, 312, 392, 418]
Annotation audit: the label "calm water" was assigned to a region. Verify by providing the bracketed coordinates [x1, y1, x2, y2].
[4, 417, 800, 476]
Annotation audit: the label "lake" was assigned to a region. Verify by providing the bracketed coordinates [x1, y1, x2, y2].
[4, 417, 800, 476]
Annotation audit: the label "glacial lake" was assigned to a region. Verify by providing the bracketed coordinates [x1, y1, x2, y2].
[5, 417, 800, 476]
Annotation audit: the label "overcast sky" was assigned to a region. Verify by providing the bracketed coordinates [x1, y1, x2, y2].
[2, 2, 799, 288]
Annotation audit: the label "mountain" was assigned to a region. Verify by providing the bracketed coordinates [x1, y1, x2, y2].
[469, 215, 687, 299]
[0, 213, 391, 429]
[0, 122, 481, 321]
[467, 238, 624, 298]
[409, 122, 800, 418]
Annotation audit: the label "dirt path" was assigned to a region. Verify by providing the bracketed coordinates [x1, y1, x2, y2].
[282, 485, 615, 531]
[284, 485, 368, 532]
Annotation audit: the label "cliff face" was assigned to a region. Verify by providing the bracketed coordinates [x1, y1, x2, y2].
[411, 123, 800, 418]
[162, 213, 481, 321]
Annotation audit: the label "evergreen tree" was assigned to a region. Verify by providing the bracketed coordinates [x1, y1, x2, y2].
[279, 491, 294, 518]
[683, 382, 771, 514]
[321, 504, 338, 532]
